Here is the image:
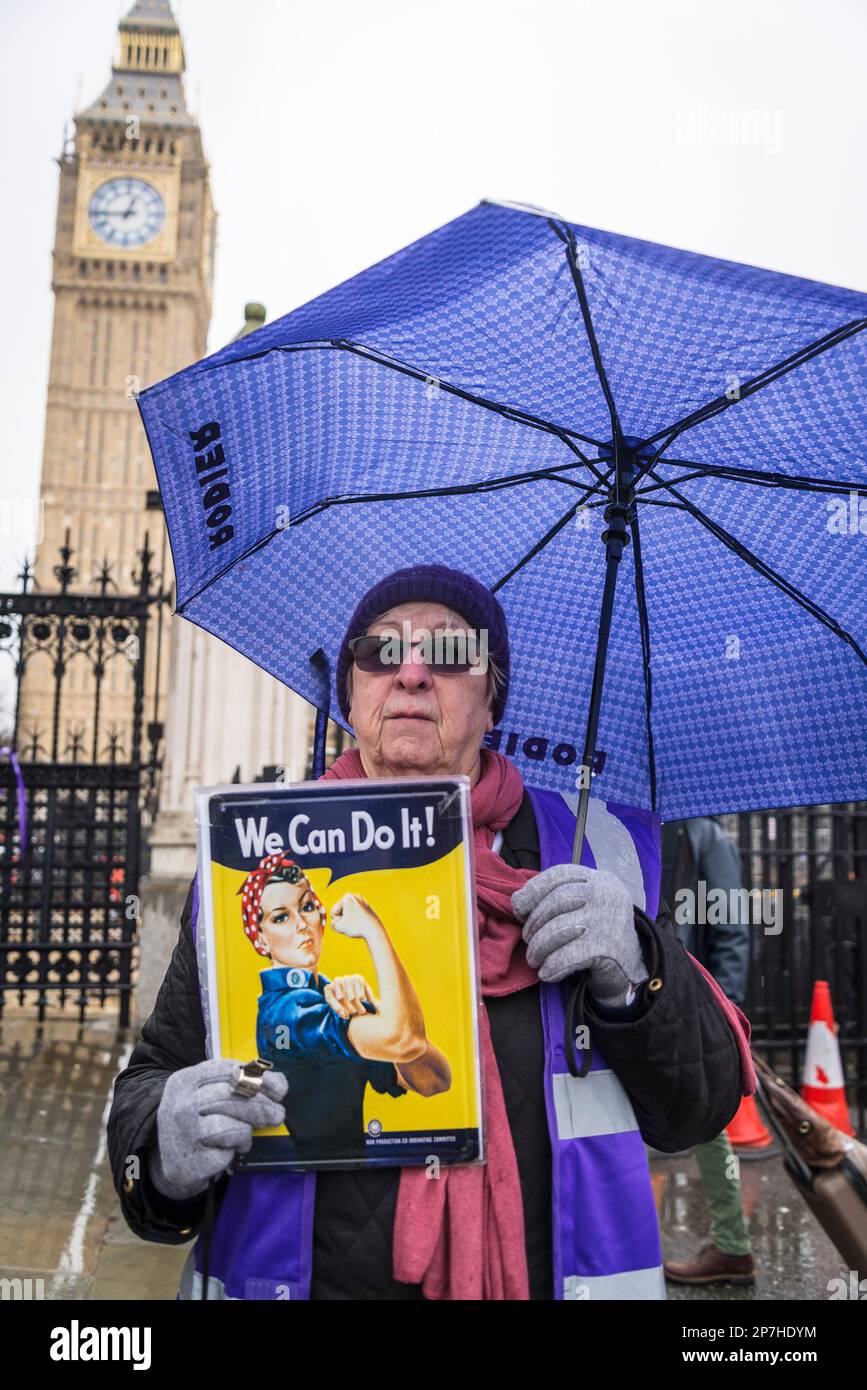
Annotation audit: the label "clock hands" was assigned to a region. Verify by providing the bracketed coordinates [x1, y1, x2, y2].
[96, 202, 144, 220]
[89, 180, 164, 245]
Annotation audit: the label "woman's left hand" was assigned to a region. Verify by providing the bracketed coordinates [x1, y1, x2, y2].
[511, 864, 648, 1002]
[324, 974, 378, 1019]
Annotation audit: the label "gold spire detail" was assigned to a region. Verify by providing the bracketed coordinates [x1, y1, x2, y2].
[117, 1, 184, 76]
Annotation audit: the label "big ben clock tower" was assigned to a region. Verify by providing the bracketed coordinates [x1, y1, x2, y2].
[20, 0, 216, 756]
[21, 0, 314, 1023]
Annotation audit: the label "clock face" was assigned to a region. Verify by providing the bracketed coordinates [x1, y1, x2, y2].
[88, 177, 166, 249]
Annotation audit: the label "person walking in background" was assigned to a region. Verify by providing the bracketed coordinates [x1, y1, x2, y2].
[660, 816, 756, 1287]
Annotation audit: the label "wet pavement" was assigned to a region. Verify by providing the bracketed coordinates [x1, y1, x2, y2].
[652, 1147, 850, 1301]
[0, 1009, 187, 1301]
[0, 1012, 853, 1301]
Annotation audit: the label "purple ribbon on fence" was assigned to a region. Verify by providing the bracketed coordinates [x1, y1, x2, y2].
[0, 747, 27, 858]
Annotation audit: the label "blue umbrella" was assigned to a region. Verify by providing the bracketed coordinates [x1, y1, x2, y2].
[138, 200, 867, 847]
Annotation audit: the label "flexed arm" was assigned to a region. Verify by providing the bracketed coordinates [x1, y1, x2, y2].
[330, 893, 446, 1084]
[323, 963, 451, 1096]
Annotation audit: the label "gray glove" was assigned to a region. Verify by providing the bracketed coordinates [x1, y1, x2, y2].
[512, 864, 648, 1004]
[148, 1058, 288, 1202]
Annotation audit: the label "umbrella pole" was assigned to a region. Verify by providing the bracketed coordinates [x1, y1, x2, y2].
[308, 648, 331, 779]
[571, 459, 635, 864]
[312, 707, 328, 779]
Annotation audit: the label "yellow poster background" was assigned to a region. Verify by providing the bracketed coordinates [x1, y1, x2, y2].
[208, 844, 480, 1139]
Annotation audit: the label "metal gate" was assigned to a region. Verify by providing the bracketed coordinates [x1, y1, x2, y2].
[722, 805, 867, 1134]
[0, 534, 164, 1026]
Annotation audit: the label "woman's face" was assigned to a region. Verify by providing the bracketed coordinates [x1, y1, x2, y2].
[258, 877, 324, 968]
[347, 600, 494, 783]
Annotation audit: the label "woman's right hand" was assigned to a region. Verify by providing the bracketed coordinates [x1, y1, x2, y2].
[149, 1058, 288, 1202]
[330, 892, 383, 940]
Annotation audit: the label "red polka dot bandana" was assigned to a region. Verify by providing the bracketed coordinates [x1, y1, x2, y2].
[237, 854, 326, 957]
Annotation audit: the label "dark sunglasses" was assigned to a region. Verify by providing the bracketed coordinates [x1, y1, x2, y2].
[348, 631, 485, 675]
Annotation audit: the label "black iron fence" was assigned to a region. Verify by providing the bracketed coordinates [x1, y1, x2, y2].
[0, 534, 165, 1026]
[722, 805, 867, 1135]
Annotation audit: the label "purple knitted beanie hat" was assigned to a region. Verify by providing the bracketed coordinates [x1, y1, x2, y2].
[336, 564, 510, 725]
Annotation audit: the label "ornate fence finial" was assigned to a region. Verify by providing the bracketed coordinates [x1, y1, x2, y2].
[53, 529, 78, 594]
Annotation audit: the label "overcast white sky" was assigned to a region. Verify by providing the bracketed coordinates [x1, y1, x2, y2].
[1, 0, 865, 593]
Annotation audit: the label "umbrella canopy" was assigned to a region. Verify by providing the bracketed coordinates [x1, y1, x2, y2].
[138, 200, 867, 820]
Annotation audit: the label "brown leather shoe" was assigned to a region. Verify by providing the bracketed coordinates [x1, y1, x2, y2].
[664, 1243, 755, 1285]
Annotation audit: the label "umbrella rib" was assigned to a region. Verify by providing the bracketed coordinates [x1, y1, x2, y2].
[249, 338, 610, 453]
[631, 496, 684, 509]
[291, 465, 609, 525]
[629, 510, 657, 813]
[175, 470, 610, 614]
[557, 434, 609, 487]
[645, 467, 867, 666]
[333, 340, 613, 478]
[490, 474, 612, 592]
[635, 458, 867, 498]
[172, 334, 610, 453]
[549, 220, 625, 496]
[639, 317, 867, 455]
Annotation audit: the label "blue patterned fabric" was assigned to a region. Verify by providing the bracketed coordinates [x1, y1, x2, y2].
[138, 200, 867, 818]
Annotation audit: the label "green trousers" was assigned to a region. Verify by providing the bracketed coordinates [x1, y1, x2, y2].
[693, 1130, 753, 1256]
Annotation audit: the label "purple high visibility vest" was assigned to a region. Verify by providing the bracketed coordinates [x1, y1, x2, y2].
[178, 788, 665, 1301]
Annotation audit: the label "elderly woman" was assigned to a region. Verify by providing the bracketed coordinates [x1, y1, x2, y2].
[108, 563, 751, 1302]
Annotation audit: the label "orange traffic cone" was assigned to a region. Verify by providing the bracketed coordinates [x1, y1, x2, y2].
[801, 980, 855, 1135]
[726, 1093, 774, 1150]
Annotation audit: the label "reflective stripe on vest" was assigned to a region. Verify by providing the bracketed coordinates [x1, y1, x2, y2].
[526, 787, 665, 1302]
[564, 1267, 667, 1300]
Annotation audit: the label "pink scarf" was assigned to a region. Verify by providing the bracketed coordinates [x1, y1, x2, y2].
[320, 746, 757, 1297]
[321, 745, 537, 1299]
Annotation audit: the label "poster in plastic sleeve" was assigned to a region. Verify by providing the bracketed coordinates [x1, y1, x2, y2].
[194, 776, 484, 1171]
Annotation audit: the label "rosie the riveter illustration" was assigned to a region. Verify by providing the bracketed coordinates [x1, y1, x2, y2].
[239, 853, 451, 1159]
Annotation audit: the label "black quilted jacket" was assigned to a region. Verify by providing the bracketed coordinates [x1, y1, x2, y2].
[107, 791, 744, 1300]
